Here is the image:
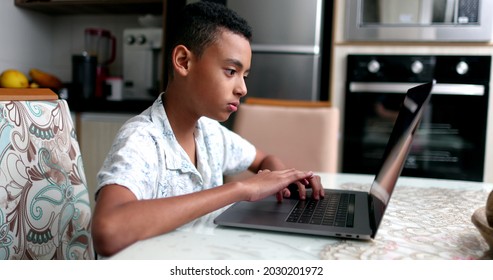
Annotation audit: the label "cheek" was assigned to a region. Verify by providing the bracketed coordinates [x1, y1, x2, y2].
[203, 73, 231, 92]
[195, 68, 219, 84]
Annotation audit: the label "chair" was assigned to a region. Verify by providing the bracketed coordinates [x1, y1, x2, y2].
[227, 97, 339, 180]
[0, 89, 93, 260]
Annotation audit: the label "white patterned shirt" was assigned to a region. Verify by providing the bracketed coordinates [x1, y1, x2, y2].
[96, 94, 256, 227]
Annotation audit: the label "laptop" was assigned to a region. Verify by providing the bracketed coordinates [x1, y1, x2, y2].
[214, 80, 434, 240]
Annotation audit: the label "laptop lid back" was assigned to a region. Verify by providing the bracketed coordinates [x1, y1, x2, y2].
[368, 80, 434, 237]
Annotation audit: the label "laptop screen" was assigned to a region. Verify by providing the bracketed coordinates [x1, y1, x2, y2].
[368, 80, 434, 237]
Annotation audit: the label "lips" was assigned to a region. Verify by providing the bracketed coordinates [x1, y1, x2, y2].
[228, 101, 239, 112]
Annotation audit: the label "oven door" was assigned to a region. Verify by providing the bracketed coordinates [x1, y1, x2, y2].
[342, 82, 488, 181]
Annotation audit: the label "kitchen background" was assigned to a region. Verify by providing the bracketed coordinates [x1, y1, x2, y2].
[331, 0, 493, 185]
[2, 0, 493, 209]
[0, 1, 150, 83]
[0, 0, 163, 209]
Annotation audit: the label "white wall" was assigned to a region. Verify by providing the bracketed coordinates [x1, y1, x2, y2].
[0, 0, 143, 82]
[0, 0, 53, 76]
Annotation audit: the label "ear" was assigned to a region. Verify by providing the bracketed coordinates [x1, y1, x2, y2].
[171, 45, 192, 77]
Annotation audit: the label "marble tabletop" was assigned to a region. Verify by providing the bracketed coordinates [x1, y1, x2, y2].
[108, 173, 493, 260]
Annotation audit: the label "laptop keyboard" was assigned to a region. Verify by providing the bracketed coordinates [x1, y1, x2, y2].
[286, 193, 355, 227]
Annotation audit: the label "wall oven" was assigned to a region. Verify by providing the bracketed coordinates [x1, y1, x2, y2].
[342, 54, 490, 181]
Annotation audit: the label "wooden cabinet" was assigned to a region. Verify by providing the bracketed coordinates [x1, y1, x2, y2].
[15, 0, 163, 15]
[76, 112, 134, 210]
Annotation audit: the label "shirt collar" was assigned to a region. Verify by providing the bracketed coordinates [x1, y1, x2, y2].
[151, 93, 202, 177]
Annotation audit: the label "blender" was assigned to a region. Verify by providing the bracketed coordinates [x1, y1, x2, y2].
[84, 28, 116, 99]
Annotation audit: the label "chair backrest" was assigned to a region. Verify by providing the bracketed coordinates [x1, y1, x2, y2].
[0, 89, 93, 260]
[231, 97, 339, 177]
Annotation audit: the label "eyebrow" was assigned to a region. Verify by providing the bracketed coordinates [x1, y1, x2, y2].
[225, 58, 248, 70]
[224, 58, 251, 76]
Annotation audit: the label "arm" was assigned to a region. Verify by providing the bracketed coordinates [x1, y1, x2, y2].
[91, 168, 314, 257]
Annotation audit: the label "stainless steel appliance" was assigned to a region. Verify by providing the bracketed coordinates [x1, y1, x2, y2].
[342, 54, 491, 181]
[122, 27, 162, 100]
[345, 0, 493, 42]
[227, 0, 325, 100]
[183, 0, 333, 101]
[226, 0, 331, 100]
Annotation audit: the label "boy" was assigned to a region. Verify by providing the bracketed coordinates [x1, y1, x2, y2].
[91, 2, 324, 257]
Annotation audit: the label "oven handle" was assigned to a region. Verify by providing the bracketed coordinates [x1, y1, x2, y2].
[349, 82, 485, 96]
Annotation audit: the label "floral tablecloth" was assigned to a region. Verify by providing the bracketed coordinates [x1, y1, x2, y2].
[320, 183, 492, 260]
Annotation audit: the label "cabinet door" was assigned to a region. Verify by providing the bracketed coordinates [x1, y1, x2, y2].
[78, 113, 133, 210]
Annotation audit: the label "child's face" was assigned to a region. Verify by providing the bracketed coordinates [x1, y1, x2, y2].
[187, 30, 252, 122]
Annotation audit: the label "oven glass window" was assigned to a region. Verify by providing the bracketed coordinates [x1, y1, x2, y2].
[343, 54, 490, 182]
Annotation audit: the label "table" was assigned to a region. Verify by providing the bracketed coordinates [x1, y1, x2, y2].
[108, 173, 493, 260]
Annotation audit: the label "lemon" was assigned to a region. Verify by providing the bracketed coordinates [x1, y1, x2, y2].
[0, 69, 29, 88]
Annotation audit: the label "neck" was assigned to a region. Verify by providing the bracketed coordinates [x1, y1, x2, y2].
[162, 87, 198, 144]
[162, 88, 198, 167]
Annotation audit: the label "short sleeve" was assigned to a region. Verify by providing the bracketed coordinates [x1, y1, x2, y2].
[97, 119, 161, 200]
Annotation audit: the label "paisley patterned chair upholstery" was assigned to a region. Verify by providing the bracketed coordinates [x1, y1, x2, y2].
[0, 89, 93, 260]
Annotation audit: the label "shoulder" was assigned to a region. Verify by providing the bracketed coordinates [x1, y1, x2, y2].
[118, 98, 169, 139]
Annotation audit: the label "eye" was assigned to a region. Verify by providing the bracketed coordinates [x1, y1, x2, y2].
[225, 69, 237, 76]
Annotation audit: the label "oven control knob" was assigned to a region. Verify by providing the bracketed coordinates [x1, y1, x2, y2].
[367, 60, 380, 73]
[456, 61, 469, 75]
[125, 35, 135, 45]
[136, 35, 147, 45]
[411, 60, 424, 74]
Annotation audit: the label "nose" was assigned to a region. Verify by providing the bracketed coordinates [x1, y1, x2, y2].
[235, 77, 248, 97]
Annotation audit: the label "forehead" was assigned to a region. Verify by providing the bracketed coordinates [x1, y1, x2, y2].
[203, 30, 252, 66]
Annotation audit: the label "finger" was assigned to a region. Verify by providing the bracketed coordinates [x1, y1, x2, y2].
[307, 175, 324, 200]
[276, 190, 283, 203]
[297, 183, 307, 200]
[279, 187, 288, 198]
[283, 169, 314, 185]
[282, 187, 291, 198]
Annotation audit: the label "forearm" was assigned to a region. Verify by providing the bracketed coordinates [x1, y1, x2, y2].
[93, 169, 316, 257]
[92, 182, 246, 256]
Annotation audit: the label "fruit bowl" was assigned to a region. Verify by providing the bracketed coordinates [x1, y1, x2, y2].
[471, 206, 493, 250]
[471, 190, 493, 258]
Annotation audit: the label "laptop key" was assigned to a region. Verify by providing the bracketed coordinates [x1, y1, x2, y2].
[286, 193, 356, 228]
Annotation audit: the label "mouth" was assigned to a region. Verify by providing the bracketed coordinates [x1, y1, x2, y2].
[227, 101, 239, 112]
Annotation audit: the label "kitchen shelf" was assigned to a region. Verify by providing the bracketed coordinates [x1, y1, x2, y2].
[15, 0, 164, 15]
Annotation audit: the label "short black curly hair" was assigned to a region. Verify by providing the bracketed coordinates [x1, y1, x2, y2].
[166, 1, 252, 77]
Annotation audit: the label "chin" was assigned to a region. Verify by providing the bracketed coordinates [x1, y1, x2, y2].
[218, 115, 231, 122]
[207, 112, 231, 123]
